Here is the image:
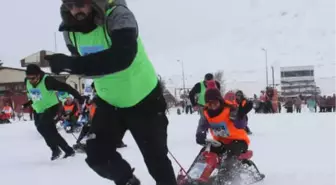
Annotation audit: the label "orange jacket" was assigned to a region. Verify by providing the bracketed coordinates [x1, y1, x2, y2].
[204, 106, 250, 145]
[89, 104, 96, 120]
[2, 106, 13, 117]
[63, 104, 79, 117]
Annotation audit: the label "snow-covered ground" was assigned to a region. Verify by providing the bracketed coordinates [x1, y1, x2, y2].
[0, 112, 335, 185]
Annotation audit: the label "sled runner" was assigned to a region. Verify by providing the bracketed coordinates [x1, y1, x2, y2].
[177, 139, 265, 185]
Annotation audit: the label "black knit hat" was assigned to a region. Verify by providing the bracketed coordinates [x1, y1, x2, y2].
[204, 73, 214, 81]
[205, 88, 222, 103]
[26, 64, 42, 75]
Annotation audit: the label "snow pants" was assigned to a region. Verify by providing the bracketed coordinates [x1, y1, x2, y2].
[210, 140, 248, 158]
[85, 97, 177, 185]
[34, 104, 73, 154]
[185, 105, 193, 114]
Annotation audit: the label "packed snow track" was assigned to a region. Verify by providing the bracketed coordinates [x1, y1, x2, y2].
[0, 112, 334, 185]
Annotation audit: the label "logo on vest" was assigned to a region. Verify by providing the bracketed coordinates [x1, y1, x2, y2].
[29, 88, 42, 101]
[80, 45, 105, 56]
[209, 121, 230, 138]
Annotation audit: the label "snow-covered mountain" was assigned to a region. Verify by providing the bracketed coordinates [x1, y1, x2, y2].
[2, 0, 334, 96]
[126, 0, 335, 96]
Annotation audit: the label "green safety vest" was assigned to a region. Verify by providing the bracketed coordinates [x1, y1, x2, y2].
[197, 81, 206, 106]
[26, 75, 59, 113]
[69, 7, 158, 108]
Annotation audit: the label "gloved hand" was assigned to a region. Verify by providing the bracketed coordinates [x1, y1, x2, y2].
[44, 54, 74, 74]
[196, 131, 206, 145]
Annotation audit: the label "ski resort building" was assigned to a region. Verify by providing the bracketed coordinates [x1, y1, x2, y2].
[280, 65, 321, 98]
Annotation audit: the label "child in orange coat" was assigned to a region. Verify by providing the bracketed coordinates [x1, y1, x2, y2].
[196, 81, 250, 159]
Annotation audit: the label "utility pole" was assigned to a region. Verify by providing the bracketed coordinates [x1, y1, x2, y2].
[261, 48, 268, 88]
[271, 66, 275, 88]
[54, 32, 58, 52]
[177, 60, 186, 94]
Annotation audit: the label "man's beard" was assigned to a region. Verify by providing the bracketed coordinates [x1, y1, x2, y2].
[74, 12, 87, 21]
[73, 11, 97, 33]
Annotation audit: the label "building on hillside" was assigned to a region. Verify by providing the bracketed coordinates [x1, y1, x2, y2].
[280, 65, 321, 98]
[20, 50, 55, 67]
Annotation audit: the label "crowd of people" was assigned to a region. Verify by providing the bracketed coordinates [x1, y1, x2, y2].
[0, 0, 333, 185]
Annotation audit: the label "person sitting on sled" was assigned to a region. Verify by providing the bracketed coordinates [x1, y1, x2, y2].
[1, 102, 13, 122]
[196, 83, 251, 180]
[61, 96, 80, 132]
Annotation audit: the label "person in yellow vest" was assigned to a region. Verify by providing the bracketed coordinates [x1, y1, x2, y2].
[43, 1, 176, 184]
[22, 64, 84, 160]
[189, 73, 221, 113]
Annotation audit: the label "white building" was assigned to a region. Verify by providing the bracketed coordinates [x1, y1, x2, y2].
[280, 65, 321, 98]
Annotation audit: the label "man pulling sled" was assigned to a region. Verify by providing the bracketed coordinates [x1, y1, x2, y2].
[177, 81, 265, 185]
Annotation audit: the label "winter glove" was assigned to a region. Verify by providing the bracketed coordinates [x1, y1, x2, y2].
[196, 131, 206, 145]
[44, 54, 74, 74]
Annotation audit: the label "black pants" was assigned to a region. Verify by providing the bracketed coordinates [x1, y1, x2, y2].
[210, 140, 248, 158]
[34, 104, 73, 153]
[77, 123, 91, 143]
[185, 105, 193, 114]
[296, 107, 301, 113]
[85, 99, 177, 185]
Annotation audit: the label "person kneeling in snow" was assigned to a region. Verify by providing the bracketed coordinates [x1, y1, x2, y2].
[196, 84, 251, 181]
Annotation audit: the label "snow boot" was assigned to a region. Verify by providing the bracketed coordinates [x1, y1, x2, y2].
[63, 149, 75, 159]
[51, 148, 62, 161]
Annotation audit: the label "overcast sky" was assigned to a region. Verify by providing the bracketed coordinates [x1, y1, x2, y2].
[0, 0, 335, 96]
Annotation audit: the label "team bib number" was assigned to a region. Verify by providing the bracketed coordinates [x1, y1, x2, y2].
[210, 122, 230, 138]
[79, 45, 105, 56]
[30, 89, 43, 101]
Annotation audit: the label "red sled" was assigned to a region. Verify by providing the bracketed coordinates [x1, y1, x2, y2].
[0, 112, 11, 124]
[177, 139, 264, 185]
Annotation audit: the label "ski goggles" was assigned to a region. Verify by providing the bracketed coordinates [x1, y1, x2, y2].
[62, 0, 91, 9]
